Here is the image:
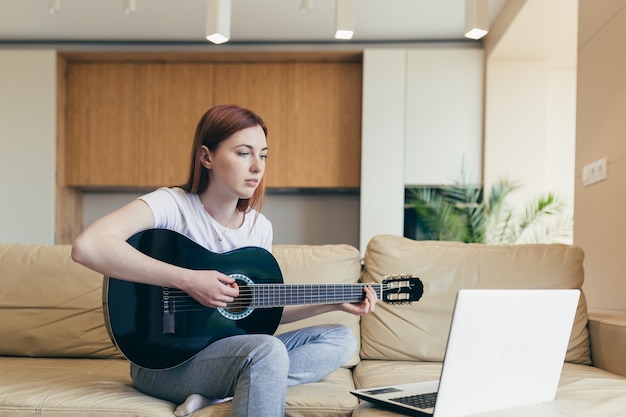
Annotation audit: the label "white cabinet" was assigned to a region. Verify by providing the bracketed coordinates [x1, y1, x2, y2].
[404, 48, 484, 186]
[360, 47, 484, 252]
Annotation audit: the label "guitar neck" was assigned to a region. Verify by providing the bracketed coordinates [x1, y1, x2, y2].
[249, 283, 381, 308]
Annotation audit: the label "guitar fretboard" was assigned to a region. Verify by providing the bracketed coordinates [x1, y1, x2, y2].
[248, 283, 382, 308]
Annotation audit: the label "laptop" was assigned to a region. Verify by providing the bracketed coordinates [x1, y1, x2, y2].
[351, 289, 580, 417]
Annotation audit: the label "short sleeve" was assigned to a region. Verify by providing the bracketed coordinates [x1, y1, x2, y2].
[138, 187, 185, 230]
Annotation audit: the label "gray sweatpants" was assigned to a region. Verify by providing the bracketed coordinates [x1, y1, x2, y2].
[130, 324, 357, 417]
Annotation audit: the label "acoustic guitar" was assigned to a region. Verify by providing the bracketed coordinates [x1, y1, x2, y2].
[103, 228, 423, 369]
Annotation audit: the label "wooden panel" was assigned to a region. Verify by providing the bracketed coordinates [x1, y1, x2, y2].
[139, 63, 214, 187]
[286, 62, 362, 187]
[63, 53, 363, 190]
[66, 63, 141, 186]
[213, 63, 289, 187]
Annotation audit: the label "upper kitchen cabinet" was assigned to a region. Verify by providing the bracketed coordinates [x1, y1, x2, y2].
[212, 62, 290, 188]
[66, 62, 214, 188]
[64, 53, 362, 189]
[285, 62, 362, 188]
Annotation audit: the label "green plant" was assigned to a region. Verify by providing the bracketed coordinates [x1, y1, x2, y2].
[407, 178, 573, 245]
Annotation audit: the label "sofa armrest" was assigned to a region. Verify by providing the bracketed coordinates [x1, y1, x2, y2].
[588, 312, 626, 377]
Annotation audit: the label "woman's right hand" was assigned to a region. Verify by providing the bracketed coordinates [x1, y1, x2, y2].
[181, 270, 240, 308]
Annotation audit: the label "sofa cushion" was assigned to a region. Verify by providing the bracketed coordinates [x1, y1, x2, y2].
[273, 243, 363, 367]
[360, 235, 591, 365]
[0, 243, 122, 359]
[351, 361, 626, 417]
[0, 357, 357, 417]
[0, 357, 175, 416]
[190, 367, 358, 417]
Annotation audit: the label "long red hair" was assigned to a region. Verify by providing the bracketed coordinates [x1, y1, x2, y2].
[180, 104, 268, 213]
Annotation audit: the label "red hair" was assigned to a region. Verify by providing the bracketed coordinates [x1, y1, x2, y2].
[180, 104, 268, 213]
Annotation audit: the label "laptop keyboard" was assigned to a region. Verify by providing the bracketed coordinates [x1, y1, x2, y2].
[390, 392, 437, 409]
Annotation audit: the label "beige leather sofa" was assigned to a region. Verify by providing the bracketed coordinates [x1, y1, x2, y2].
[1, 234, 626, 417]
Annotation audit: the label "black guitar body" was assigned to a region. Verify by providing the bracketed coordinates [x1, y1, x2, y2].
[103, 228, 284, 370]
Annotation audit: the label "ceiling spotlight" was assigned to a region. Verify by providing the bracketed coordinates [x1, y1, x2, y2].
[335, 0, 354, 40]
[206, 0, 231, 44]
[464, 0, 489, 40]
[123, 0, 137, 14]
[48, 0, 61, 14]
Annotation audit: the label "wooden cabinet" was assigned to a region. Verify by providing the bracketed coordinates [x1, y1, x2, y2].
[66, 63, 214, 187]
[65, 54, 362, 189]
[286, 62, 362, 187]
[140, 63, 215, 187]
[212, 63, 289, 187]
[66, 63, 141, 187]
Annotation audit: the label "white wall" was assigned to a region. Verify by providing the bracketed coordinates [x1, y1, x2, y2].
[484, 59, 548, 206]
[0, 49, 57, 244]
[483, 0, 577, 245]
[484, 59, 576, 218]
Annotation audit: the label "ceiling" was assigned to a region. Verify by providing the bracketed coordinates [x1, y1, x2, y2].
[0, 0, 509, 44]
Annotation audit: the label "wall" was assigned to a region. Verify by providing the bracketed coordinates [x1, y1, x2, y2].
[483, 0, 577, 245]
[575, 0, 626, 313]
[0, 50, 56, 244]
[483, 59, 576, 214]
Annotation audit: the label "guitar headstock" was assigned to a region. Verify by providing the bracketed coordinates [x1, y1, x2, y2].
[380, 274, 424, 304]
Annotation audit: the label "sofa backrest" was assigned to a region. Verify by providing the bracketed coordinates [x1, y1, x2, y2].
[0, 241, 363, 365]
[273, 243, 363, 367]
[360, 234, 591, 365]
[0, 243, 122, 359]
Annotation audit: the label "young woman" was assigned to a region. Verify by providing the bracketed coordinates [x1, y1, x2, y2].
[71, 104, 377, 417]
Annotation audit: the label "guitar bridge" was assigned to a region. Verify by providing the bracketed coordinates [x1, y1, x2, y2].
[163, 313, 175, 334]
[162, 287, 175, 334]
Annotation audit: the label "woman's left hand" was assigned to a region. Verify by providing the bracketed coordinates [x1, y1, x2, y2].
[339, 285, 378, 316]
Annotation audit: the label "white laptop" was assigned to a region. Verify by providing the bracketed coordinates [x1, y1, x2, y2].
[351, 289, 580, 417]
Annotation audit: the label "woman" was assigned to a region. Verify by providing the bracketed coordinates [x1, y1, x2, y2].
[71, 104, 377, 417]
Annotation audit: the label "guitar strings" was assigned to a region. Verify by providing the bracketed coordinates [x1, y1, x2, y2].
[159, 283, 390, 312]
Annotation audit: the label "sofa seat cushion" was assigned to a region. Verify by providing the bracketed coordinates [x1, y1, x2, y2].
[0, 357, 357, 417]
[171, 367, 358, 417]
[185, 367, 358, 417]
[556, 363, 626, 415]
[282, 367, 358, 417]
[0, 357, 175, 416]
[360, 235, 590, 365]
[352, 361, 626, 417]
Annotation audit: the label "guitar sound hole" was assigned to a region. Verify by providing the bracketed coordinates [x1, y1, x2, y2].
[217, 273, 256, 321]
[226, 282, 252, 313]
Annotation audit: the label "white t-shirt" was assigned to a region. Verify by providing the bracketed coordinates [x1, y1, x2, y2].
[139, 187, 273, 253]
